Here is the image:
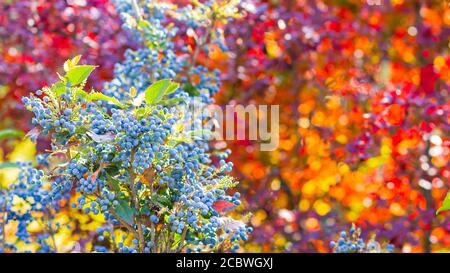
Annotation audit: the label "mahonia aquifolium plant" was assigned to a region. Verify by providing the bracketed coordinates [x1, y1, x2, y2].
[0, 162, 56, 253]
[12, 0, 251, 253]
[330, 224, 394, 253]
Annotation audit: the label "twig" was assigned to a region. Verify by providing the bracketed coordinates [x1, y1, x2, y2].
[129, 150, 145, 252]
[109, 209, 139, 239]
[189, 13, 216, 69]
[0, 190, 6, 251]
[44, 210, 58, 252]
[131, 0, 143, 21]
[175, 226, 188, 253]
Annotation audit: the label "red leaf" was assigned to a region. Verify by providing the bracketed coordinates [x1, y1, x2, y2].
[213, 200, 236, 213]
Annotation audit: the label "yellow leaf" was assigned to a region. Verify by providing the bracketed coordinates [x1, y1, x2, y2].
[7, 138, 36, 163]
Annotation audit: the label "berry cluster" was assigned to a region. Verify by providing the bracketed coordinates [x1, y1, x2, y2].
[0, 0, 131, 133]
[105, 0, 240, 102]
[330, 224, 394, 253]
[0, 162, 58, 252]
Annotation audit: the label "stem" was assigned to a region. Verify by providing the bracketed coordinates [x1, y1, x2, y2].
[189, 13, 216, 69]
[0, 190, 6, 252]
[109, 209, 139, 239]
[155, 231, 162, 252]
[131, 0, 143, 21]
[129, 150, 145, 252]
[175, 227, 188, 253]
[150, 222, 156, 251]
[44, 210, 58, 252]
[421, 139, 434, 253]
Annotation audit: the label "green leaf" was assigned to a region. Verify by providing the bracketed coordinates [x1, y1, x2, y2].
[87, 92, 127, 109]
[437, 191, 450, 215]
[115, 199, 135, 225]
[157, 97, 184, 106]
[165, 82, 179, 96]
[74, 88, 89, 100]
[145, 79, 170, 104]
[183, 82, 200, 96]
[151, 194, 171, 208]
[104, 164, 121, 178]
[71, 55, 82, 66]
[135, 106, 151, 117]
[144, 79, 179, 104]
[171, 232, 183, 249]
[66, 65, 96, 86]
[138, 19, 151, 30]
[0, 129, 25, 140]
[63, 55, 82, 72]
[0, 162, 19, 169]
[51, 81, 66, 96]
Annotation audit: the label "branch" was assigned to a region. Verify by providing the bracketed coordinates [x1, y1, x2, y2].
[175, 226, 188, 253]
[129, 150, 145, 252]
[190, 12, 217, 69]
[0, 190, 6, 252]
[109, 209, 139, 239]
[131, 0, 143, 21]
[44, 210, 58, 252]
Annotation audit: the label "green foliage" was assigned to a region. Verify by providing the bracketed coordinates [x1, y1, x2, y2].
[115, 198, 135, 226]
[66, 65, 97, 86]
[436, 191, 450, 215]
[86, 92, 128, 109]
[144, 79, 179, 104]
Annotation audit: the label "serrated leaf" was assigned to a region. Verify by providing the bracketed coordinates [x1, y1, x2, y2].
[87, 92, 127, 109]
[115, 199, 135, 225]
[0, 129, 24, 140]
[145, 79, 179, 105]
[74, 88, 89, 100]
[437, 191, 450, 215]
[165, 82, 179, 95]
[63, 55, 82, 72]
[66, 65, 96, 86]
